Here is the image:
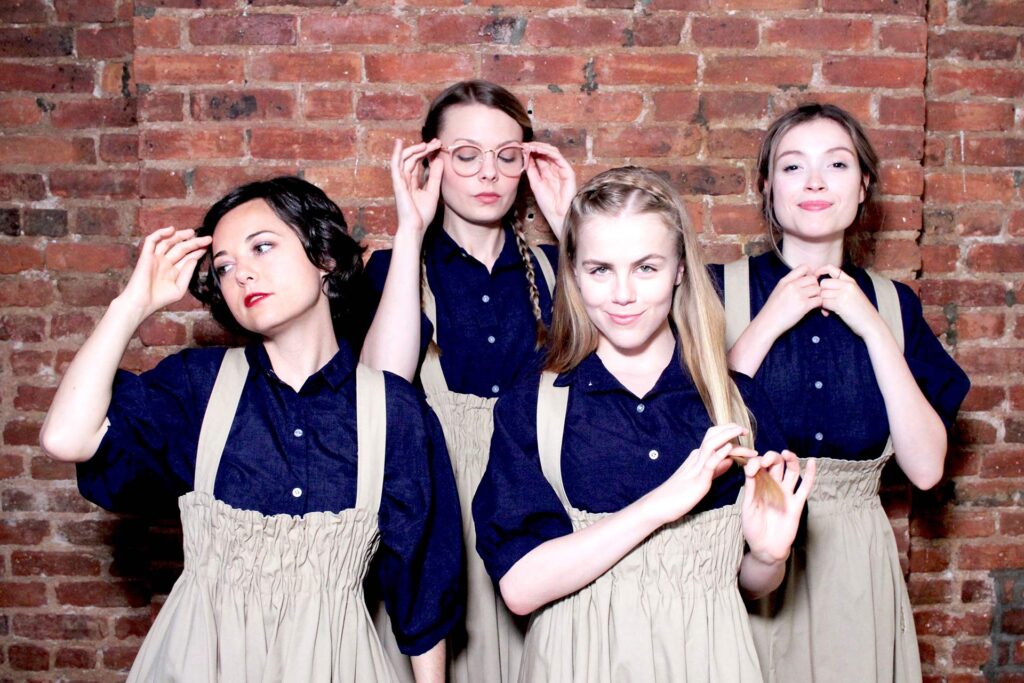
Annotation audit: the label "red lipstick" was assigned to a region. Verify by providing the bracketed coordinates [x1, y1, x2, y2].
[244, 293, 271, 308]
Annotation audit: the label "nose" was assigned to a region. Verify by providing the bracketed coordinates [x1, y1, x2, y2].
[806, 167, 826, 191]
[478, 150, 498, 181]
[611, 273, 635, 305]
[233, 263, 256, 286]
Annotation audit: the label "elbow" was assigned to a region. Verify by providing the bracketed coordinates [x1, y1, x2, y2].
[498, 576, 538, 617]
[39, 422, 92, 463]
[911, 465, 943, 491]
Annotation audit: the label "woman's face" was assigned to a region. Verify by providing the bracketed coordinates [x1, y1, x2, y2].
[573, 210, 683, 359]
[436, 102, 525, 230]
[770, 118, 867, 244]
[211, 199, 329, 338]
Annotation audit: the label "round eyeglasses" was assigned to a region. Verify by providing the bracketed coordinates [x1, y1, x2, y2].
[440, 143, 526, 178]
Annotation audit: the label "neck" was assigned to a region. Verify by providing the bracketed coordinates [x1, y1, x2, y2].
[262, 304, 339, 391]
[780, 235, 844, 270]
[443, 212, 505, 271]
[595, 321, 676, 398]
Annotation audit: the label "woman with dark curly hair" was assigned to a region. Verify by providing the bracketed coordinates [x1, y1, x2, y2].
[39, 176, 463, 683]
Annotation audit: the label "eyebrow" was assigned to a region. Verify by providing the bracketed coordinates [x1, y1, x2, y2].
[450, 137, 522, 147]
[212, 229, 277, 260]
[580, 254, 667, 268]
[776, 146, 856, 160]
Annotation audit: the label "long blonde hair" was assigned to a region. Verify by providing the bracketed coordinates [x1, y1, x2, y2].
[547, 166, 754, 448]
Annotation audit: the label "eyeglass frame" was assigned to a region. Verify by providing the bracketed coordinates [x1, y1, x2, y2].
[438, 142, 528, 178]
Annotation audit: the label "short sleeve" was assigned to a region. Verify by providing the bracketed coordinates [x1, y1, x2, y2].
[76, 349, 218, 512]
[895, 282, 971, 428]
[472, 382, 573, 584]
[374, 373, 464, 656]
[734, 372, 788, 455]
[365, 248, 434, 361]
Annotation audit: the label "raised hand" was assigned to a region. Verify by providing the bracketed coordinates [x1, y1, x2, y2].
[524, 141, 576, 241]
[741, 450, 815, 565]
[391, 138, 444, 237]
[121, 227, 211, 319]
[816, 264, 887, 339]
[759, 264, 823, 338]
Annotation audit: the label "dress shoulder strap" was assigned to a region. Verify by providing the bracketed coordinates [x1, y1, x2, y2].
[866, 269, 905, 354]
[529, 244, 556, 298]
[723, 257, 751, 351]
[419, 263, 450, 396]
[194, 347, 249, 495]
[536, 371, 571, 510]
[355, 363, 388, 516]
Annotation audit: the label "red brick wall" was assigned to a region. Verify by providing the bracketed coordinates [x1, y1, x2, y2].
[0, 0, 1020, 680]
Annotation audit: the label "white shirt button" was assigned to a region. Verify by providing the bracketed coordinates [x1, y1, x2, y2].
[814, 432, 824, 441]
[636, 403, 645, 413]
[814, 381, 823, 389]
[487, 335, 496, 344]
[491, 384, 500, 394]
[811, 335, 821, 344]
[648, 449, 659, 460]
[291, 487, 303, 498]
[293, 428, 304, 437]
[481, 294, 490, 303]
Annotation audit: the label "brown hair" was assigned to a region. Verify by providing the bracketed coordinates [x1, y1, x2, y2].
[757, 102, 880, 264]
[422, 80, 547, 348]
[547, 166, 754, 448]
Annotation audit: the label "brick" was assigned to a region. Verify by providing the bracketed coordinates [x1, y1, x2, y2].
[632, 15, 685, 46]
[930, 66, 1024, 98]
[669, 165, 746, 196]
[0, 581, 46, 606]
[103, 645, 141, 671]
[774, 91, 874, 124]
[764, 18, 872, 50]
[710, 204, 763, 235]
[136, 0, 236, 7]
[23, 209, 68, 238]
[910, 546, 949, 572]
[952, 640, 992, 668]
[141, 129, 245, 160]
[961, 384, 1003, 411]
[51, 170, 139, 200]
[356, 93, 424, 121]
[138, 205, 207, 232]
[968, 244, 1024, 274]
[651, 91, 701, 122]
[138, 316, 187, 346]
[115, 615, 152, 639]
[928, 29, 1019, 60]
[925, 172, 1016, 204]
[822, 0, 924, 13]
[928, 102, 1014, 131]
[0, 275, 54, 308]
[189, 14, 296, 46]
[692, 16, 759, 48]
[705, 57, 813, 86]
[959, 544, 1024, 571]
[872, 238, 921, 270]
[0, 316, 45, 343]
[77, 26, 133, 59]
[920, 244, 958, 274]
[9, 643, 49, 671]
[191, 165, 301, 199]
[0, 27, 73, 58]
[707, 128, 762, 159]
[525, 17, 627, 47]
[711, 0, 812, 7]
[0, 63, 94, 93]
[593, 126, 702, 158]
[0, 520, 48, 545]
[960, 347, 1024, 375]
[74, 207, 124, 237]
[0, 96, 43, 127]
[867, 199, 922, 232]
[56, 646, 97, 669]
[365, 53, 475, 84]
[959, 0, 1024, 26]
[57, 580, 149, 608]
[960, 138, 1024, 167]
[251, 52, 360, 82]
[250, 127, 356, 160]
[912, 511, 996, 539]
[0, 244, 43, 274]
[134, 15, 180, 49]
[141, 169, 187, 199]
[139, 91, 183, 122]
[190, 89, 294, 121]
[52, 98, 136, 129]
[304, 13, 414, 44]
[909, 575, 953, 604]
[533, 92, 643, 124]
[823, 56, 925, 88]
[596, 54, 697, 85]
[135, 53, 245, 86]
[56, 0, 116, 21]
[879, 96, 926, 126]
[879, 21, 928, 53]
[10, 350, 52, 377]
[482, 54, 588, 86]
[0, 0, 47, 22]
[0, 135, 95, 165]
[45, 242, 132, 273]
[13, 384, 56, 411]
[13, 614, 106, 640]
[100, 132, 139, 163]
[100, 60, 132, 97]
[416, 15, 492, 45]
[879, 164, 924, 196]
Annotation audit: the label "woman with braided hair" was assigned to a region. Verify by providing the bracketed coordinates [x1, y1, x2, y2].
[362, 80, 577, 682]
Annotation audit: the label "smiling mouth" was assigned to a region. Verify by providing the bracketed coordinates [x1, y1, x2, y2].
[798, 201, 833, 211]
[607, 312, 642, 325]
[244, 293, 271, 308]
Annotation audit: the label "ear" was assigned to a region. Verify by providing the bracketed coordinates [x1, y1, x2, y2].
[859, 177, 868, 204]
[675, 262, 685, 286]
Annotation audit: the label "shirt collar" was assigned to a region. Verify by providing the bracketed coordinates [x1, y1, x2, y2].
[556, 346, 696, 398]
[762, 243, 859, 278]
[426, 223, 523, 271]
[244, 340, 356, 392]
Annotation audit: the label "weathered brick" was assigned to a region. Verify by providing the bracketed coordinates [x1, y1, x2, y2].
[482, 54, 588, 86]
[189, 14, 296, 46]
[305, 13, 413, 44]
[365, 53, 475, 84]
[525, 17, 627, 47]
[0, 27, 73, 58]
[190, 89, 294, 121]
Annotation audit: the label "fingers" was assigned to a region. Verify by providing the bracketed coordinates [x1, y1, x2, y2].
[393, 139, 441, 188]
[795, 458, 816, 504]
[699, 423, 746, 458]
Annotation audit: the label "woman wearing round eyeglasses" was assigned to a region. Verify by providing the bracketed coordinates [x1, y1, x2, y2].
[362, 81, 576, 683]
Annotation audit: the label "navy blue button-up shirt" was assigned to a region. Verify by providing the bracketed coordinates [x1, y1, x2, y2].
[472, 349, 785, 582]
[709, 250, 970, 462]
[366, 224, 557, 398]
[77, 342, 463, 655]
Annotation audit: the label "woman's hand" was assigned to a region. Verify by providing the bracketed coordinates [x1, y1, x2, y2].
[119, 227, 211, 319]
[816, 264, 887, 340]
[524, 141, 576, 241]
[645, 424, 752, 526]
[741, 450, 815, 565]
[758, 264, 823, 338]
[391, 138, 443, 238]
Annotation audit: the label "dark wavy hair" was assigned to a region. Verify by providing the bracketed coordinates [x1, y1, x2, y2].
[188, 176, 370, 346]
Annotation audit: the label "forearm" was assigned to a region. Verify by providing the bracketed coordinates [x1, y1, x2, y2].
[727, 312, 780, 376]
[498, 493, 666, 616]
[862, 324, 947, 489]
[738, 550, 787, 599]
[40, 296, 148, 462]
[360, 229, 424, 381]
[410, 640, 445, 683]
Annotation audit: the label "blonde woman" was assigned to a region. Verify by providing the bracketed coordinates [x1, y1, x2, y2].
[473, 166, 814, 682]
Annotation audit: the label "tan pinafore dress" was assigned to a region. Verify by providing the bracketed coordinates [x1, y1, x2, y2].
[128, 348, 398, 683]
[377, 246, 556, 683]
[724, 257, 922, 683]
[518, 371, 763, 683]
